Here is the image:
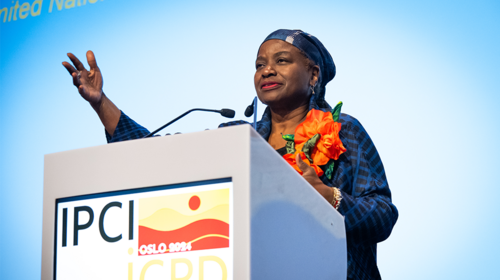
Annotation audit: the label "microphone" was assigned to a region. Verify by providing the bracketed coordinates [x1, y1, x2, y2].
[220, 108, 235, 118]
[143, 108, 235, 138]
[244, 99, 255, 117]
[244, 97, 258, 130]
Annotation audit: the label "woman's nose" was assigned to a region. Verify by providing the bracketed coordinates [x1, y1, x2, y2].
[262, 65, 276, 77]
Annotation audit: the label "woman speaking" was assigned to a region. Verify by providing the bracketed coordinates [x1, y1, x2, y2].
[63, 29, 398, 280]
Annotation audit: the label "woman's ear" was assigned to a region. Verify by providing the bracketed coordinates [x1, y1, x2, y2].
[310, 65, 320, 87]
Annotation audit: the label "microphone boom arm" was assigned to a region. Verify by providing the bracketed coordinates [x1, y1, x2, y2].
[143, 108, 233, 138]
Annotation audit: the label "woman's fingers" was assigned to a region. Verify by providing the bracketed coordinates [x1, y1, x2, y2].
[295, 153, 332, 202]
[295, 153, 306, 172]
[62, 61, 77, 75]
[86, 50, 99, 70]
[67, 52, 86, 71]
[71, 72, 80, 87]
[296, 153, 313, 174]
[63, 60, 82, 87]
[62, 59, 81, 87]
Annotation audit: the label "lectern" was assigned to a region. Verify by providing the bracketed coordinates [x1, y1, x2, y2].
[41, 125, 346, 280]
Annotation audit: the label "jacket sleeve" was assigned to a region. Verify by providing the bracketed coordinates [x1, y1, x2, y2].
[330, 114, 398, 246]
[105, 111, 150, 143]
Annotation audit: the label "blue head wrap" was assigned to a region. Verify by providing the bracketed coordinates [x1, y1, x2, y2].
[261, 29, 336, 106]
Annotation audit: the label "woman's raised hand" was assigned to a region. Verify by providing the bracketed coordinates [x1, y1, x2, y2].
[62, 51, 121, 136]
[62, 51, 103, 106]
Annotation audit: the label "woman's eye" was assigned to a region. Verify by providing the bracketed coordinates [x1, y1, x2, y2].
[256, 64, 264, 69]
[277, 58, 287, 63]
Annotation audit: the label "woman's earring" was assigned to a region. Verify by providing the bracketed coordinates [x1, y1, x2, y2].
[311, 85, 316, 95]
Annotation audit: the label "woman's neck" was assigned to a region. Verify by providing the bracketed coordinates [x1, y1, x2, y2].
[267, 103, 309, 149]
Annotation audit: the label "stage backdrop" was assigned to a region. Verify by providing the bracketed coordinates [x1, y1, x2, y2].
[1, 0, 499, 279]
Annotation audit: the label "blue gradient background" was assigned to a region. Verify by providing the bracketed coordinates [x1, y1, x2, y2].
[1, 0, 499, 279]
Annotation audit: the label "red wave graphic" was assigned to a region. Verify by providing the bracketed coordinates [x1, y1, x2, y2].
[138, 219, 229, 255]
[190, 236, 229, 251]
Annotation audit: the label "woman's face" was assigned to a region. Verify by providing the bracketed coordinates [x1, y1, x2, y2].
[254, 39, 318, 110]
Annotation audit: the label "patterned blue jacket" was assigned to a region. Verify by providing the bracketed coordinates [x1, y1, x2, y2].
[106, 98, 398, 280]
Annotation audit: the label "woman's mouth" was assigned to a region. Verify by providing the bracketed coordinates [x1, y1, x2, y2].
[262, 83, 282, 89]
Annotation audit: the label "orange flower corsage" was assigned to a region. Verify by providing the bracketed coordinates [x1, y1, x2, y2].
[282, 102, 346, 179]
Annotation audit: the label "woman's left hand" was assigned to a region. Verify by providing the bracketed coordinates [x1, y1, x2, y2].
[296, 153, 334, 204]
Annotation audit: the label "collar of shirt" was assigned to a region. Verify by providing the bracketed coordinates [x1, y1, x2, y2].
[255, 94, 333, 140]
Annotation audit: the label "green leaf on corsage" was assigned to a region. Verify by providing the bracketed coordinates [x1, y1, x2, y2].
[282, 134, 296, 154]
[282, 134, 295, 141]
[331, 101, 343, 122]
[302, 133, 321, 163]
[285, 140, 296, 154]
[324, 159, 336, 180]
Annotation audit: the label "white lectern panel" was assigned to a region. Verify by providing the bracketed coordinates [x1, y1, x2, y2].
[55, 180, 232, 280]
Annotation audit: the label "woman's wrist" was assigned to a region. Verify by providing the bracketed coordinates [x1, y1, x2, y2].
[92, 92, 121, 136]
[90, 91, 105, 113]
